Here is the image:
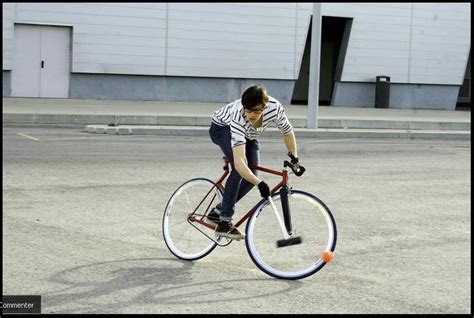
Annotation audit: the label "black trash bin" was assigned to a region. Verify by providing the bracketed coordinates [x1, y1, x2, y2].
[375, 75, 390, 108]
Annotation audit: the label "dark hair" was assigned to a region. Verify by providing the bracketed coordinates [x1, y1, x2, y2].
[241, 85, 269, 109]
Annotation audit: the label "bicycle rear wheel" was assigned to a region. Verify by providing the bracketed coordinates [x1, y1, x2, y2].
[162, 178, 222, 261]
[245, 190, 337, 280]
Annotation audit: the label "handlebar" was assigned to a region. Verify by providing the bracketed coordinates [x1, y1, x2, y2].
[222, 154, 305, 177]
[284, 153, 305, 177]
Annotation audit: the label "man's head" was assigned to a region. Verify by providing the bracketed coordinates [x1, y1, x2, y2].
[241, 85, 269, 123]
[241, 85, 269, 110]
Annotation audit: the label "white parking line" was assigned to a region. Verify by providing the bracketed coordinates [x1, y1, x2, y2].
[17, 133, 41, 141]
[16, 133, 113, 142]
[300, 138, 355, 145]
[40, 136, 110, 142]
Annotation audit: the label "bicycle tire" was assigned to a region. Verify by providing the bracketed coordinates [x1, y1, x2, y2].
[162, 177, 222, 261]
[245, 190, 337, 280]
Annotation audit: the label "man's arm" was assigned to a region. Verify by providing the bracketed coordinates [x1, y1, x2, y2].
[283, 131, 297, 158]
[232, 145, 261, 186]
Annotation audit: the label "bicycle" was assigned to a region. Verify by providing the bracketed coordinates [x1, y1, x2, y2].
[162, 154, 337, 280]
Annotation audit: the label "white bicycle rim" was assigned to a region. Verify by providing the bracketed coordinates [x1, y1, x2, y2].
[163, 178, 221, 260]
[246, 191, 336, 279]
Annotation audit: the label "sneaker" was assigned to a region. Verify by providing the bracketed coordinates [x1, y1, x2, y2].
[215, 221, 245, 240]
[206, 208, 221, 224]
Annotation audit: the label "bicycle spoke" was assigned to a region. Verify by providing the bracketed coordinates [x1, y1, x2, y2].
[163, 178, 222, 260]
[183, 189, 192, 212]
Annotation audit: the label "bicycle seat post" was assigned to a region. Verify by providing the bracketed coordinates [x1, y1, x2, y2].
[282, 164, 289, 187]
[223, 157, 230, 171]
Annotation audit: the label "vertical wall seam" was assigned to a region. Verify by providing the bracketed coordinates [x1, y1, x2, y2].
[164, 3, 169, 76]
[68, 26, 73, 97]
[9, 3, 18, 95]
[408, 3, 414, 83]
[39, 26, 42, 97]
[293, 3, 298, 79]
[161, 3, 169, 100]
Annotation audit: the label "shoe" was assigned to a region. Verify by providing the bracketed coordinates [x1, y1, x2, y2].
[206, 208, 221, 224]
[215, 221, 245, 240]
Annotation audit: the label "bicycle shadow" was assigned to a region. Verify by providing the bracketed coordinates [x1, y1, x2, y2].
[43, 257, 303, 314]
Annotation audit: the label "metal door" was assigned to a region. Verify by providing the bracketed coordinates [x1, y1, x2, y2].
[11, 24, 70, 98]
[11, 24, 41, 97]
[40, 26, 70, 97]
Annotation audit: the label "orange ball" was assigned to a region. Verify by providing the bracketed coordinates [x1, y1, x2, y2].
[321, 251, 334, 263]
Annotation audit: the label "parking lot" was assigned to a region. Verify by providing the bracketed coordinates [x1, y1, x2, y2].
[2, 125, 471, 314]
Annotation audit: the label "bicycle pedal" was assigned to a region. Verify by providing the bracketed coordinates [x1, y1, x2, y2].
[276, 236, 302, 248]
[215, 234, 232, 245]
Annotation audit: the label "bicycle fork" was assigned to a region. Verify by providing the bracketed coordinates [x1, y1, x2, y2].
[268, 186, 302, 248]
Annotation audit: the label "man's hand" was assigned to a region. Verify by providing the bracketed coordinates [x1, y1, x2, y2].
[288, 152, 305, 176]
[288, 152, 299, 165]
[258, 181, 270, 198]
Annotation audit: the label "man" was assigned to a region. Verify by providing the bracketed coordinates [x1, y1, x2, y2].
[208, 85, 299, 240]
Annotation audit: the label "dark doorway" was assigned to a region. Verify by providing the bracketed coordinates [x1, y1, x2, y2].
[456, 50, 470, 110]
[291, 16, 352, 105]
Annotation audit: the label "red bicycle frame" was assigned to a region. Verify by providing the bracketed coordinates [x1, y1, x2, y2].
[188, 157, 289, 229]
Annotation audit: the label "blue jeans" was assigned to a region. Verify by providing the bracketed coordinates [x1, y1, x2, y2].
[209, 122, 259, 222]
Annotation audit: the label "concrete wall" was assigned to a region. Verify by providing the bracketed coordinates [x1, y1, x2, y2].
[70, 74, 294, 103]
[332, 81, 460, 109]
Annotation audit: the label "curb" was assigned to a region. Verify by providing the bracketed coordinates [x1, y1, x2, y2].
[2, 113, 470, 131]
[83, 125, 471, 140]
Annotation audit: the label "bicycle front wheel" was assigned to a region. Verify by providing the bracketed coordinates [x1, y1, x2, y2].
[245, 190, 337, 280]
[162, 178, 222, 261]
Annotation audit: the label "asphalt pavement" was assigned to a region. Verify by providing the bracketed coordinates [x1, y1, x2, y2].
[2, 125, 471, 314]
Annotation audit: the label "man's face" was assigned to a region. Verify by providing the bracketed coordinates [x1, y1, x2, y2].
[244, 104, 266, 124]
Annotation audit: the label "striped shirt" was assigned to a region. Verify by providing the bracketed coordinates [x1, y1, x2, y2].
[212, 96, 294, 148]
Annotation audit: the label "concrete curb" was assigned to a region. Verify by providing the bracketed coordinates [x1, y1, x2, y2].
[83, 125, 471, 140]
[3, 113, 471, 131]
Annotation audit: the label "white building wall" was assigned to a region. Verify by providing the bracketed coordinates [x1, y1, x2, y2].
[321, 2, 470, 85]
[2, 3, 15, 70]
[323, 3, 412, 83]
[409, 3, 471, 84]
[295, 3, 313, 79]
[10, 3, 167, 75]
[166, 3, 298, 79]
[2, 2, 471, 85]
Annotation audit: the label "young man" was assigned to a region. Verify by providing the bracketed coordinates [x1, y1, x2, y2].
[208, 85, 299, 240]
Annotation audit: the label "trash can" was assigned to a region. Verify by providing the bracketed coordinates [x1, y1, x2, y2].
[375, 75, 390, 108]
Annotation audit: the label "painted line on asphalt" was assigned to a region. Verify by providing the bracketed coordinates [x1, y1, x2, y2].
[40, 136, 110, 142]
[17, 133, 112, 142]
[300, 138, 355, 145]
[17, 133, 41, 141]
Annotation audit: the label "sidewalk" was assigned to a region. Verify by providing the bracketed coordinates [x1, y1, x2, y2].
[2, 97, 471, 139]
